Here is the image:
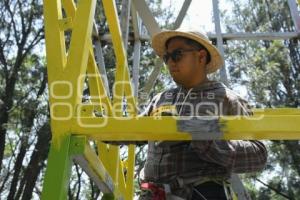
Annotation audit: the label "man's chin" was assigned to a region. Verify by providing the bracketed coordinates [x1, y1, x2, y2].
[172, 78, 184, 85]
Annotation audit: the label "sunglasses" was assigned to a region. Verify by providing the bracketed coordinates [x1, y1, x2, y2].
[163, 48, 199, 64]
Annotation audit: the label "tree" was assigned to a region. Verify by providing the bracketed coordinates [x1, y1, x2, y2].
[222, 0, 300, 198]
[0, 0, 50, 199]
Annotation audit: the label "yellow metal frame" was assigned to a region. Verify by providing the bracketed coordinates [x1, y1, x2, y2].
[71, 109, 300, 141]
[42, 0, 135, 199]
[41, 0, 300, 199]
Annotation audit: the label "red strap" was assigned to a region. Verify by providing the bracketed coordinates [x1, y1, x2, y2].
[141, 182, 166, 200]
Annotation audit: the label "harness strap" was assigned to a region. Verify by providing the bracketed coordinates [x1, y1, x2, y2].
[172, 177, 235, 200]
[141, 178, 235, 200]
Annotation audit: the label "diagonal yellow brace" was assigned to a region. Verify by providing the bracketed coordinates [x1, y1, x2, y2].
[62, 0, 96, 108]
[87, 48, 113, 116]
[125, 145, 135, 198]
[102, 0, 137, 116]
[62, 0, 113, 116]
[117, 156, 127, 198]
[71, 136, 124, 199]
[62, 0, 76, 18]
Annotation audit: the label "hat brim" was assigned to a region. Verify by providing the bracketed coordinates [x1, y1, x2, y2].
[151, 30, 224, 74]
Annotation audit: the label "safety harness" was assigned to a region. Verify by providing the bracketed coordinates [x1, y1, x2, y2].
[140, 178, 236, 200]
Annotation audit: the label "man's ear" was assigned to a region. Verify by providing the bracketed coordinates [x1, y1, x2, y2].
[198, 49, 207, 64]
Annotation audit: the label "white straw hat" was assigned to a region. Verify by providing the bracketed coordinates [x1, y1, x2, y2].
[151, 29, 224, 74]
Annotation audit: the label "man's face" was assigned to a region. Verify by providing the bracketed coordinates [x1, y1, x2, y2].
[164, 38, 207, 88]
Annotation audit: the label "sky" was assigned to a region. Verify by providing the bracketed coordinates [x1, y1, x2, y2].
[161, 0, 233, 32]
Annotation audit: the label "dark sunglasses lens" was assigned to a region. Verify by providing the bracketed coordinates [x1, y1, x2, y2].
[171, 50, 182, 62]
[163, 50, 183, 64]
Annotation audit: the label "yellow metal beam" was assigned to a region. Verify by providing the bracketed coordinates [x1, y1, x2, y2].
[100, 2, 137, 197]
[117, 157, 127, 198]
[46, 0, 97, 147]
[43, 0, 66, 79]
[58, 2, 120, 192]
[97, 142, 110, 170]
[62, 0, 96, 109]
[61, 0, 113, 117]
[105, 145, 120, 188]
[222, 115, 300, 140]
[71, 114, 300, 140]
[72, 116, 189, 140]
[43, 0, 73, 148]
[253, 108, 300, 115]
[87, 48, 113, 116]
[102, 0, 137, 116]
[62, 0, 76, 18]
[81, 140, 124, 199]
[125, 145, 135, 198]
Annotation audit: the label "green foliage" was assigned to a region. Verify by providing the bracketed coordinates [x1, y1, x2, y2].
[0, 0, 49, 199]
[223, 0, 300, 199]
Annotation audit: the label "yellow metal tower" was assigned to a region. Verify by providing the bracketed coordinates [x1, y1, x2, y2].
[41, 0, 300, 199]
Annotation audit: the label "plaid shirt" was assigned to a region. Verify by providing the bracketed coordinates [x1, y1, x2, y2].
[143, 81, 267, 183]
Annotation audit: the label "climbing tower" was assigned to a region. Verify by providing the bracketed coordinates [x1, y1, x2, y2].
[41, 0, 300, 199]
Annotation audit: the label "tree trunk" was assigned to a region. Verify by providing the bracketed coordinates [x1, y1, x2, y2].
[14, 122, 51, 200]
[7, 136, 28, 200]
[0, 105, 9, 172]
[284, 141, 300, 178]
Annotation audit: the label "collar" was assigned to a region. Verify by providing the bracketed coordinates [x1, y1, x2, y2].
[177, 80, 226, 92]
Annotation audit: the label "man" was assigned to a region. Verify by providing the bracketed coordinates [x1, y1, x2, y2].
[139, 29, 267, 200]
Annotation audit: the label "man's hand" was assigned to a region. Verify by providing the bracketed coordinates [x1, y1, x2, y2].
[177, 117, 223, 140]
